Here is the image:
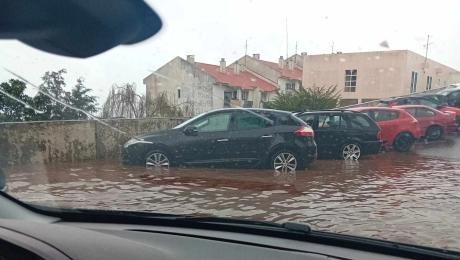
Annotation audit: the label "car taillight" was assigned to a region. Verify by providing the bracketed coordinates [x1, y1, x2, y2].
[295, 127, 314, 137]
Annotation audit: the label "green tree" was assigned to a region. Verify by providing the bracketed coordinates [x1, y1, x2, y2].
[32, 70, 98, 120]
[63, 77, 98, 119]
[0, 79, 36, 122]
[265, 85, 340, 112]
[32, 69, 69, 120]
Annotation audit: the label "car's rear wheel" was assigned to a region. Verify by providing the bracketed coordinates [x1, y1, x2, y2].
[271, 150, 301, 172]
[393, 132, 414, 152]
[145, 150, 170, 169]
[340, 143, 361, 160]
[426, 125, 443, 141]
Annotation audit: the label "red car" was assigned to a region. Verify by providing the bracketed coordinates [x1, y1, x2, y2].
[380, 95, 460, 128]
[395, 105, 457, 141]
[350, 107, 422, 152]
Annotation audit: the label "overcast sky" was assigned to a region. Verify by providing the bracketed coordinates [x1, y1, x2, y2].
[1, 0, 460, 103]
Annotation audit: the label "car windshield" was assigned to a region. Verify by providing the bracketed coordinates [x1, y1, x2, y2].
[2, 0, 460, 253]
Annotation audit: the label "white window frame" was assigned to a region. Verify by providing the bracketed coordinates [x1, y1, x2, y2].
[241, 90, 249, 101]
[285, 82, 296, 91]
[426, 76, 432, 90]
[410, 71, 418, 93]
[345, 69, 357, 92]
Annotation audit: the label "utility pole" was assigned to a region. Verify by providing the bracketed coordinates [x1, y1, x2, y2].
[423, 34, 433, 74]
[294, 41, 298, 63]
[331, 41, 335, 54]
[244, 39, 248, 67]
[285, 17, 289, 59]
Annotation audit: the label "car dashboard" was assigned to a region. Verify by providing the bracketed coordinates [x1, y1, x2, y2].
[0, 219, 410, 260]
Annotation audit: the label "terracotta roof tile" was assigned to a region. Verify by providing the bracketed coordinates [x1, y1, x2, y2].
[258, 60, 303, 81]
[195, 62, 277, 92]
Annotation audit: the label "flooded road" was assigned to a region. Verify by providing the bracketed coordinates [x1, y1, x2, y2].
[5, 138, 460, 251]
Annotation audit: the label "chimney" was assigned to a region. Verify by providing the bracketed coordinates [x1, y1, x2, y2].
[186, 55, 195, 64]
[220, 58, 226, 72]
[233, 63, 240, 74]
[301, 52, 307, 56]
[278, 56, 284, 69]
[288, 59, 294, 70]
[253, 54, 260, 60]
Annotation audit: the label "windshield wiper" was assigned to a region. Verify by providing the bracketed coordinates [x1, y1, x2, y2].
[172, 215, 311, 234]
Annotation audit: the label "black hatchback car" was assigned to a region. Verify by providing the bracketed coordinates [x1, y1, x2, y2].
[296, 110, 382, 160]
[122, 108, 317, 171]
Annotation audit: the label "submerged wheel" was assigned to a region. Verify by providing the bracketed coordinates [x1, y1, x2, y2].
[341, 143, 361, 160]
[271, 150, 300, 172]
[426, 126, 443, 141]
[393, 132, 414, 152]
[145, 150, 170, 169]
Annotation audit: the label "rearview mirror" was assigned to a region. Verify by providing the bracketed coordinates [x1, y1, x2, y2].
[183, 126, 198, 136]
[0, 0, 162, 58]
[0, 168, 6, 192]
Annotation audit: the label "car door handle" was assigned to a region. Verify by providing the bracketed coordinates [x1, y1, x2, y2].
[261, 135, 273, 138]
[216, 138, 229, 142]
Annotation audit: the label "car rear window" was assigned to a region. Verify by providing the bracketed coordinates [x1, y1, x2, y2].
[255, 111, 301, 126]
[345, 114, 375, 129]
[373, 110, 399, 121]
[234, 111, 269, 130]
[416, 108, 436, 117]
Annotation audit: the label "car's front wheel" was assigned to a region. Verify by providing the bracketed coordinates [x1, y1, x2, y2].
[145, 150, 171, 169]
[340, 143, 361, 160]
[393, 132, 415, 152]
[270, 150, 302, 172]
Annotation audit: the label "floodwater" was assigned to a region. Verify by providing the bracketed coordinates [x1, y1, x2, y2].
[5, 137, 460, 251]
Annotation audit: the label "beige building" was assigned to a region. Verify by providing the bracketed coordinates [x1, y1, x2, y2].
[302, 50, 460, 106]
[143, 55, 277, 116]
[232, 54, 304, 93]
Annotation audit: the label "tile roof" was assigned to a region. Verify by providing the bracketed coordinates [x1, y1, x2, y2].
[195, 62, 277, 92]
[257, 60, 303, 81]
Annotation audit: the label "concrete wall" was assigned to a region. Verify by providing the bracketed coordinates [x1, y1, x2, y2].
[302, 50, 460, 103]
[0, 118, 186, 167]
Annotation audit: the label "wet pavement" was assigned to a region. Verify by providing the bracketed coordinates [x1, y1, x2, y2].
[5, 137, 460, 251]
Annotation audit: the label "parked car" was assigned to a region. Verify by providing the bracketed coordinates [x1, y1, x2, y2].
[437, 86, 460, 108]
[379, 95, 460, 128]
[394, 105, 457, 141]
[0, 169, 6, 192]
[350, 107, 422, 152]
[122, 108, 317, 171]
[296, 110, 382, 160]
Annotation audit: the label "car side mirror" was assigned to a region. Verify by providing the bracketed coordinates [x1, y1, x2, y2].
[0, 168, 6, 192]
[183, 126, 198, 136]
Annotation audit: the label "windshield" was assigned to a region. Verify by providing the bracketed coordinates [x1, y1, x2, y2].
[2, 0, 460, 252]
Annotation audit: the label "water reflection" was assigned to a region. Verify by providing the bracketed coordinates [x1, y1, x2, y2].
[4, 149, 460, 251]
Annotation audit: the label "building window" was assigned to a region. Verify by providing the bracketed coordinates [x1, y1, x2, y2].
[285, 82, 296, 91]
[232, 90, 238, 100]
[344, 69, 357, 92]
[426, 76, 432, 90]
[410, 71, 418, 93]
[261, 92, 268, 102]
[242, 90, 249, 100]
[177, 89, 181, 99]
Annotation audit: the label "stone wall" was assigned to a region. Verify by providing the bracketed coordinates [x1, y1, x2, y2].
[0, 117, 186, 167]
